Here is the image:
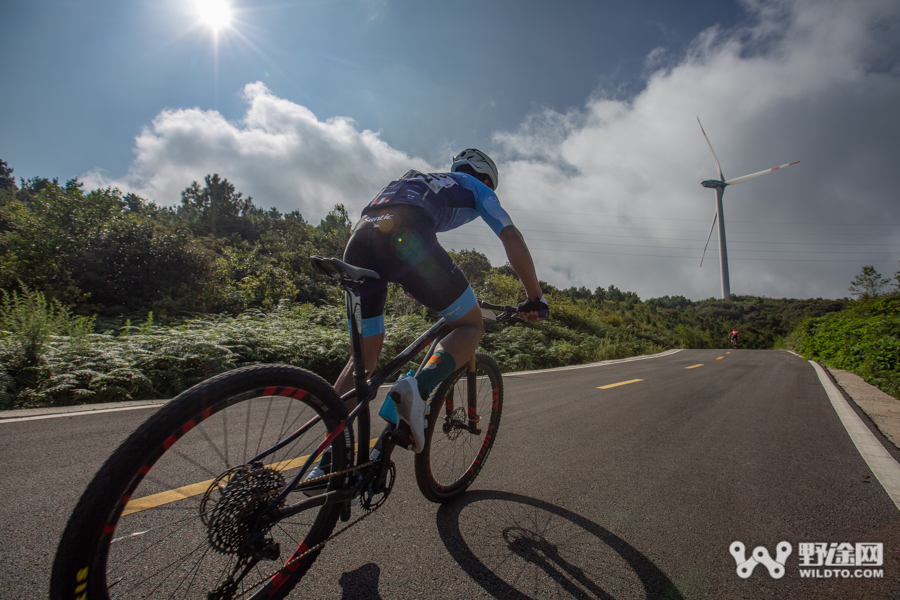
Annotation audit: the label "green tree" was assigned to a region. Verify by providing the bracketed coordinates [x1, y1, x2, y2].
[317, 204, 351, 237]
[450, 249, 493, 293]
[179, 174, 253, 237]
[0, 159, 15, 191]
[75, 216, 212, 313]
[0, 181, 213, 314]
[0, 183, 122, 302]
[285, 210, 306, 224]
[849, 265, 889, 300]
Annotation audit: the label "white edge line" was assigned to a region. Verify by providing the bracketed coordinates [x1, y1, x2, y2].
[2, 349, 685, 423]
[504, 348, 683, 377]
[0, 403, 162, 423]
[810, 360, 900, 513]
[374, 349, 681, 387]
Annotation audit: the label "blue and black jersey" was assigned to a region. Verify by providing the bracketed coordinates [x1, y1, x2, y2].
[345, 170, 516, 337]
[364, 170, 513, 236]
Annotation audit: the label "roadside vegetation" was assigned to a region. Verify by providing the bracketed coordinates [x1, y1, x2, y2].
[0, 158, 873, 408]
[783, 266, 900, 399]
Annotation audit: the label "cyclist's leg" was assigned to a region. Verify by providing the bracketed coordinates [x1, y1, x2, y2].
[335, 223, 391, 405]
[393, 228, 484, 398]
[435, 302, 485, 368]
[334, 333, 384, 400]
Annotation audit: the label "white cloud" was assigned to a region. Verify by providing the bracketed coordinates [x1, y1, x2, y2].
[481, 0, 900, 300]
[84, 81, 432, 223]
[85, 0, 900, 300]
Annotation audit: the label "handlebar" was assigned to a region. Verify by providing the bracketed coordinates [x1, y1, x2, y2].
[477, 300, 523, 325]
[479, 299, 549, 321]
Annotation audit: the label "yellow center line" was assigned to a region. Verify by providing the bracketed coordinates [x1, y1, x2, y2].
[716, 357, 724, 360]
[122, 438, 378, 517]
[726, 351, 731, 354]
[598, 379, 643, 389]
[685, 364, 704, 369]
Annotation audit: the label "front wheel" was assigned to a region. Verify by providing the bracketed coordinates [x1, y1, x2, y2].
[50, 364, 350, 600]
[415, 352, 503, 503]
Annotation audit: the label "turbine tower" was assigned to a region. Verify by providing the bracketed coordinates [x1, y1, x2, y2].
[697, 117, 799, 298]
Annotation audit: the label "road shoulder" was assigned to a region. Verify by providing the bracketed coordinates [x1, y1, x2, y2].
[828, 367, 900, 451]
[0, 399, 168, 421]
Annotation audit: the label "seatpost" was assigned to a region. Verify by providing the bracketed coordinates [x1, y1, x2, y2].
[345, 285, 369, 400]
[345, 282, 372, 466]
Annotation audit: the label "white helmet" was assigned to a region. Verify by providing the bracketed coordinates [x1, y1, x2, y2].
[451, 148, 499, 191]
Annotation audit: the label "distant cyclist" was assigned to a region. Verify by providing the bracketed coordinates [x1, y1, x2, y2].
[730, 328, 740, 348]
[331, 149, 548, 454]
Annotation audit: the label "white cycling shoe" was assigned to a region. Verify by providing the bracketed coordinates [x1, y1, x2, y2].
[388, 376, 427, 453]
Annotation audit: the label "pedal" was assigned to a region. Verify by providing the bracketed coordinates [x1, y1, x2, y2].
[386, 426, 414, 451]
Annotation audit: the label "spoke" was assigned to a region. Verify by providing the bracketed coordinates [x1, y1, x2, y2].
[275, 399, 295, 446]
[255, 397, 275, 458]
[275, 522, 303, 548]
[243, 400, 252, 465]
[169, 445, 225, 481]
[223, 404, 230, 467]
[113, 538, 210, 597]
[276, 404, 310, 453]
[166, 543, 215, 600]
[111, 512, 200, 546]
[195, 421, 230, 470]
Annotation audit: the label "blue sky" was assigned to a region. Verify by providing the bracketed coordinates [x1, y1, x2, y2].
[2, 0, 738, 178]
[2, 0, 900, 300]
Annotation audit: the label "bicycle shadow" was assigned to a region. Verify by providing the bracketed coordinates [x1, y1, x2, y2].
[338, 562, 383, 599]
[435, 490, 684, 600]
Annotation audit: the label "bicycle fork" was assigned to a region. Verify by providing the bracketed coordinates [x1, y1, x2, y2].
[466, 356, 482, 433]
[441, 356, 481, 435]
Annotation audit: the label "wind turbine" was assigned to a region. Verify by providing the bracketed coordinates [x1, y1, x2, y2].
[697, 117, 799, 298]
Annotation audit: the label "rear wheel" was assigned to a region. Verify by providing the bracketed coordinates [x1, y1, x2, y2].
[50, 364, 350, 600]
[415, 353, 503, 503]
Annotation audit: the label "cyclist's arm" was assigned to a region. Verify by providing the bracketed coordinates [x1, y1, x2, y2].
[499, 226, 545, 320]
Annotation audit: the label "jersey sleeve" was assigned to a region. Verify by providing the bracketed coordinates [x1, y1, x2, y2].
[449, 172, 514, 236]
[477, 193, 514, 236]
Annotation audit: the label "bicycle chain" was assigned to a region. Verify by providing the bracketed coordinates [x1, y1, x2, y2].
[284, 459, 384, 566]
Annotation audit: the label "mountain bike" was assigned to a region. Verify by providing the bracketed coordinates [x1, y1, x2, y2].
[50, 255, 524, 600]
[731, 336, 739, 349]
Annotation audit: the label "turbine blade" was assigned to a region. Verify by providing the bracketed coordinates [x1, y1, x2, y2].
[724, 161, 799, 186]
[700, 210, 717, 267]
[697, 117, 725, 181]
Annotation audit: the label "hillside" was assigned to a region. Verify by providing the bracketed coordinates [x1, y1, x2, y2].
[0, 166, 851, 408]
[785, 296, 900, 399]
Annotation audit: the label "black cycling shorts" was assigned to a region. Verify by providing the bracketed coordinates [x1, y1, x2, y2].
[343, 205, 477, 337]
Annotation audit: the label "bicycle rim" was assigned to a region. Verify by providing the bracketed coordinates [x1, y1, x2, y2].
[51, 365, 348, 600]
[415, 353, 502, 503]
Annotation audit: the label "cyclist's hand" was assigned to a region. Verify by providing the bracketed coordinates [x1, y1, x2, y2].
[518, 296, 549, 322]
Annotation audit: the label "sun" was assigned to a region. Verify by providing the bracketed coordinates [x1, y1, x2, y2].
[195, 0, 233, 32]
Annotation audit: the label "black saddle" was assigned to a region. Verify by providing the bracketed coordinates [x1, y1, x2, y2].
[310, 256, 380, 283]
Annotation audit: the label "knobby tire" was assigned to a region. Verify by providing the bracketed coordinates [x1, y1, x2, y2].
[415, 352, 503, 503]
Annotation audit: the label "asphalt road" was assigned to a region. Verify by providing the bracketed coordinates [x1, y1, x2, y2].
[2, 349, 899, 599]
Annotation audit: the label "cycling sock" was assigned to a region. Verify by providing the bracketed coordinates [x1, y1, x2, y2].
[416, 350, 456, 399]
[315, 447, 332, 470]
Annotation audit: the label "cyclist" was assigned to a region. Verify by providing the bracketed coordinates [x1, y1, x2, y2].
[730, 328, 740, 347]
[331, 148, 548, 453]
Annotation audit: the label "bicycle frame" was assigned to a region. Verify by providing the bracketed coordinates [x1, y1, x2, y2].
[252, 278, 457, 517]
